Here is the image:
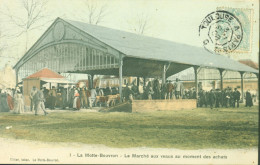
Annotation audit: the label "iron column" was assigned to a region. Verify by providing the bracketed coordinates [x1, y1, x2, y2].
[219, 69, 224, 90]
[137, 77, 140, 93]
[193, 66, 199, 99]
[91, 74, 94, 88]
[240, 72, 244, 103]
[162, 64, 166, 84]
[15, 67, 19, 86]
[119, 55, 123, 102]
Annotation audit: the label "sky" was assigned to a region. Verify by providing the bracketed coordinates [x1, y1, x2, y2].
[0, 0, 259, 70]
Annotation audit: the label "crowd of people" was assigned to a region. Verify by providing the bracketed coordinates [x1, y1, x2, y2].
[29, 78, 186, 111]
[0, 77, 257, 113]
[0, 87, 25, 113]
[127, 78, 185, 100]
[197, 87, 254, 109]
[40, 86, 120, 110]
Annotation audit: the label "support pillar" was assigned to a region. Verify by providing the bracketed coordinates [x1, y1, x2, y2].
[218, 69, 224, 90]
[87, 74, 91, 89]
[137, 77, 140, 93]
[240, 72, 244, 103]
[162, 64, 166, 84]
[119, 55, 123, 102]
[15, 68, 19, 86]
[137, 77, 140, 86]
[67, 83, 69, 102]
[91, 74, 95, 89]
[143, 77, 146, 87]
[193, 66, 199, 100]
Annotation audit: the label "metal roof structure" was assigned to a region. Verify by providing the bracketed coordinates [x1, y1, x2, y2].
[14, 17, 258, 82]
[64, 19, 258, 74]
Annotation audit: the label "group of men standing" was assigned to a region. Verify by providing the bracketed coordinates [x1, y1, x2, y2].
[141, 78, 184, 100]
[122, 78, 198, 101]
[198, 87, 254, 109]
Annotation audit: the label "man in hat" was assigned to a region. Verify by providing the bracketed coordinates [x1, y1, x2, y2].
[61, 87, 67, 109]
[48, 86, 57, 109]
[233, 88, 241, 108]
[89, 87, 97, 108]
[174, 78, 183, 99]
[30, 86, 38, 111]
[166, 80, 174, 99]
[215, 89, 221, 108]
[123, 83, 133, 101]
[153, 78, 161, 99]
[208, 89, 216, 109]
[131, 82, 139, 99]
[35, 88, 48, 115]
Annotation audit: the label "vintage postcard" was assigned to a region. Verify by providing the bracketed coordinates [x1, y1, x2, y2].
[0, 0, 258, 164]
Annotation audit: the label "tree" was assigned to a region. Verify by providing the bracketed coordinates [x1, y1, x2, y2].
[0, 30, 7, 53]
[0, 0, 51, 52]
[127, 12, 151, 35]
[84, 0, 108, 25]
[0, 29, 16, 60]
[135, 13, 150, 35]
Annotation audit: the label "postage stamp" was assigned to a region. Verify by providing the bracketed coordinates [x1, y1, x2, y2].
[217, 7, 253, 53]
[199, 7, 253, 55]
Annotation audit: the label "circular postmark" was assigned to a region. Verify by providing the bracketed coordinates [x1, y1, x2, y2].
[199, 10, 243, 54]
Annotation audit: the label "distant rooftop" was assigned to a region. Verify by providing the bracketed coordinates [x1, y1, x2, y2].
[26, 68, 64, 79]
[239, 59, 258, 70]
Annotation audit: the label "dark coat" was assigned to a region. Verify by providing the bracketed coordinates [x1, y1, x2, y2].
[245, 91, 253, 107]
[233, 90, 240, 100]
[0, 93, 9, 112]
[208, 91, 215, 102]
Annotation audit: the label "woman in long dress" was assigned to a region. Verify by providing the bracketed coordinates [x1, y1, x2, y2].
[245, 90, 253, 107]
[73, 92, 80, 110]
[13, 91, 24, 114]
[7, 93, 14, 111]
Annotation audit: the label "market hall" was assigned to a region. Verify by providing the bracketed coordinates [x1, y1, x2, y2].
[13, 17, 258, 110]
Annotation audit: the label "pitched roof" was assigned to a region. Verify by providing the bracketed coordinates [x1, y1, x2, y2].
[64, 18, 258, 74]
[26, 68, 65, 79]
[239, 59, 258, 70]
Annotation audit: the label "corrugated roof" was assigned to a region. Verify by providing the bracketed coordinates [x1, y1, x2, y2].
[64, 18, 258, 74]
[26, 68, 65, 79]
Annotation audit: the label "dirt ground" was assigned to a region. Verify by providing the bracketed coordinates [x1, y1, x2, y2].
[1, 105, 258, 164]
